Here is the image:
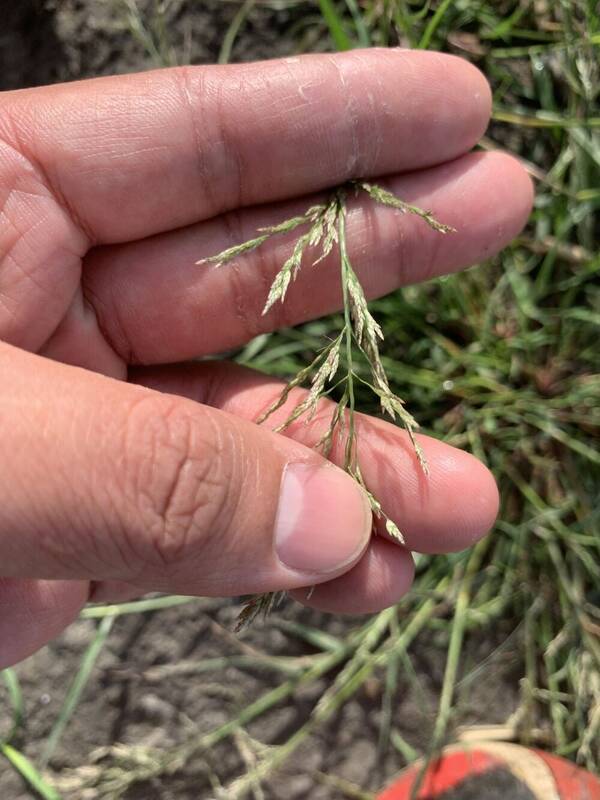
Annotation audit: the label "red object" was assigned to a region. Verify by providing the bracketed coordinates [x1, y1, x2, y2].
[377, 743, 600, 799]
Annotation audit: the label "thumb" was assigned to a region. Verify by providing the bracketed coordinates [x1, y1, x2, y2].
[0, 344, 371, 596]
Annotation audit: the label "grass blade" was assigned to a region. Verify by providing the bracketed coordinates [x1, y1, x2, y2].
[80, 593, 202, 619]
[218, 0, 257, 64]
[343, 0, 371, 47]
[1, 743, 62, 800]
[1, 668, 23, 743]
[40, 615, 115, 768]
[493, 109, 600, 128]
[318, 0, 353, 50]
[418, 0, 454, 49]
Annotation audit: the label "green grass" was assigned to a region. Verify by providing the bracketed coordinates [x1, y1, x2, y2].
[1, 1, 599, 797]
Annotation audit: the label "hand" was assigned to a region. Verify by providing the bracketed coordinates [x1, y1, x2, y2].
[0, 49, 532, 667]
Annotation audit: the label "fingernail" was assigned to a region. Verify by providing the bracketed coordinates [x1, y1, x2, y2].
[275, 463, 371, 574]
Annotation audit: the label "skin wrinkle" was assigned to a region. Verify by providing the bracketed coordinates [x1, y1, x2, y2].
[1, 102, 97, 245]
[0, 180, 59, 206]
[373, 53, 396, 133]
[40, 285, 125, 378]
[228, 259, 262, 343]
[1, 216, 54, 297]
[144, 421, 198, 569]
[172, 66, 221, 222]
[85, 467, 134, 578]
[218, 420, 252, 560]
[63, 95, 177, 166]
[118, 396, 231, 576]
[117, 394, 185, 573]
[80, 266, 132, 366]
[60, 88, 163, 144]
[326, 53, 361, 175]
[214, 73, 247, 212]
[215, 205, 266, 343]
[350, 49, 385, 174]
[29, 79, 190, 242]
[0, 134, 88, 350]
[231, 75, 321, 201]
[0, 289, 17, 322]
[0, 244, 82, 352]
[296, 77, 315, 102]
[0, 139, 82, 274]
[25, 383, 131, 579]
[63, 120, 178, 177]
[25, 401, 121, 577]
[0, 209, 78, 318]
[41, 398, 129, 578]
[214, 204, 297, 342]
[101, 144, 172, 164]
[227, 56, 361, 194]
[0, 436, 44, 552]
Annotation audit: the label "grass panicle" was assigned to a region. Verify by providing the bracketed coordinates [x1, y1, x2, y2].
[199, 182, 453, 625]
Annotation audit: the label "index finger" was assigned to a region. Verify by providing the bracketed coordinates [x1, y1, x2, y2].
[1, 49, 491, 244]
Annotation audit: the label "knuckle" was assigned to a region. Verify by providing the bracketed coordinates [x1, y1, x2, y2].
[218, 208, 291, 339]
[120, 395, 236, 573]
[171, 65, 245, 214]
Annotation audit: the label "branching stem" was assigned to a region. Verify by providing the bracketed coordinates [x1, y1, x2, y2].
[198, 180, 454, 626]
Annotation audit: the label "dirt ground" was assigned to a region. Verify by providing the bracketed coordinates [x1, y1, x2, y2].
[0, 0, 317, 90]
[0, 3, 523, 798]
[1, 598, 521, 799]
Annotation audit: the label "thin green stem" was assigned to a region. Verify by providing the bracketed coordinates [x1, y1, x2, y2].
[1, 668, 23, 744]
[41, 615, 115, 768]
[410, 540, 490, 799]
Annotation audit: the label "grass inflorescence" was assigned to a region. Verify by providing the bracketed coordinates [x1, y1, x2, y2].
[198, 181, 454, 627]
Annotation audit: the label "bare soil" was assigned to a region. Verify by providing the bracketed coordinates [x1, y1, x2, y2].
[0, 0, 316, 90]
[1, 598, 521, 799]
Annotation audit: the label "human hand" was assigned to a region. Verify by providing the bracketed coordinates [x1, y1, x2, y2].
[0, 49, 533, 667]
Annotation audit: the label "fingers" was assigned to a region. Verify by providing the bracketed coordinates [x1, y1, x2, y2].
[1, 50, 491, 244]
[131, 361, 500, 555]
[0, 578, 88, 668]
[78, 151, 533, 366]
[0, 343, 374, 597]
[289, 539, 415, 614]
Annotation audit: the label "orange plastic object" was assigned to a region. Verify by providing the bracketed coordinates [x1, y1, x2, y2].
[377, 744, 600, 799]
